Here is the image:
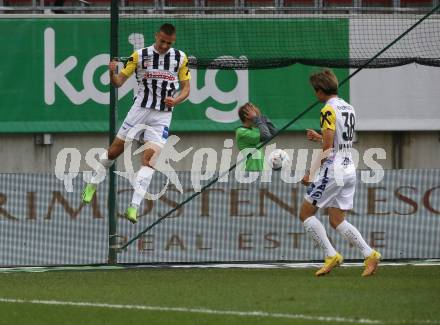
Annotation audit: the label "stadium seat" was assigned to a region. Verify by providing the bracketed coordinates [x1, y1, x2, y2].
[165, 0, 195, 6]
[283, 0, 314, 7]
[245, 0, 276, 7]
[322, 0, 354, 6]
[86, 0, 109, 4]
[400, 0, 432, 7]
[362, 0, 393, 7]
[3, 0, 33, 6]
[5, 0, 108, 8]
[40, 0, 112, 7]
[205, 0, 235, 7]
[204, 0, 236, 6]
[122, 0, 156, 7]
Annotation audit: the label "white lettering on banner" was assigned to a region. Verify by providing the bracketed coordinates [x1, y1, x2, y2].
[44, 28, 87, 105]
[189, 57, 249, 124]
[44, 28, 135, 106]
[43, 28, 247, 123]
[3, 171, 440, 265]
[128, 33, 145, 51]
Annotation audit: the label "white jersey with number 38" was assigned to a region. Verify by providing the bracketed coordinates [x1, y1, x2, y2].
[304, 96, 357, 209]
[320, 97, 356, 164]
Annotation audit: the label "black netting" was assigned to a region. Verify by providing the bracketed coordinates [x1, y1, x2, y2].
[118, 6, 440, 69]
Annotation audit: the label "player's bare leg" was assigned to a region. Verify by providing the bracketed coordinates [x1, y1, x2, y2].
[107, 137, 126, 160]
[82, 138, 125, 204]
[124, 142, 161, 224]
[329, 208, 381, 277]
[300, 200, 343, 276]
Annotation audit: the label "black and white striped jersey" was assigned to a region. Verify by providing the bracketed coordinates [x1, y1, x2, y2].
[121, 45, 190, 111]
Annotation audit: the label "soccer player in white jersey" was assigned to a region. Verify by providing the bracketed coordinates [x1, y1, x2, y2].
[300, 69, 381, 277]
[82, 23, 191, 224]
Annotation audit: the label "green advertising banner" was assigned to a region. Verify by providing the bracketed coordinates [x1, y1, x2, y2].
[0, 18, 348, 133]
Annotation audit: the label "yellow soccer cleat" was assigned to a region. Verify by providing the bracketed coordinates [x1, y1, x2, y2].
[315, 253, 343, 276]
[362, 250, 381, 277]
[82, 184, 96, 204]
[124, 206, 138, 224]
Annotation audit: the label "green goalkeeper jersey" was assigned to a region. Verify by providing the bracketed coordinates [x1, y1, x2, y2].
[235, 116, 278, 172]
[235, 126, 264, 171]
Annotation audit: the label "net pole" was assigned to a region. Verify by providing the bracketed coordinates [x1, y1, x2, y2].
[108, 0, 119, 264]
[120, 3, 440, 251]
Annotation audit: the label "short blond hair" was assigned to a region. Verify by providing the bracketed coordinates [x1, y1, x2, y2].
[310, 69, 338, 95]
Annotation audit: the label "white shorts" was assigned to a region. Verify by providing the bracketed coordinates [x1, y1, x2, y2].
[117, 105, 172, 145]
[304, 161, 356, 210]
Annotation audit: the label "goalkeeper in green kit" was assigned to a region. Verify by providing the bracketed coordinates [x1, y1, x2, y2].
[235, 103, 278, 171]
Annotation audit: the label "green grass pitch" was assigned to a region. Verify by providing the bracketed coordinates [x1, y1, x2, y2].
[0, 265, 439, 325]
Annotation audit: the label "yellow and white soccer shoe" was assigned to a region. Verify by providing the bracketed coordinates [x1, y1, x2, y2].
[315, 253, 344, 276]
[362, 250, 381, 277]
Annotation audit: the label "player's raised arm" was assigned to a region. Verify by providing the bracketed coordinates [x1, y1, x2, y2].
[261, 116, 277, 137]
[165, 54, 191, 107]
[109, 59, 128, 88]
[245, 104, 277, 142]
[109, 52, 137, 88]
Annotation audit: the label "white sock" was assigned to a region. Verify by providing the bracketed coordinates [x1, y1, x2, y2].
[303, 216, 337, 257]
[336, 220, 373, 258]
[131, 166, 155, 208]
[90, 151, 114, 185]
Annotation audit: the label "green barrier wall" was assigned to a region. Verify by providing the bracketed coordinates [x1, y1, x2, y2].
[0, 18, 349, 133]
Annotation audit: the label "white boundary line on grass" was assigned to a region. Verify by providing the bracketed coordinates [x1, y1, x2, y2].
[0, 298, 379, 324]
[0, 260, 439, 273]
[0, 298, 439, 324]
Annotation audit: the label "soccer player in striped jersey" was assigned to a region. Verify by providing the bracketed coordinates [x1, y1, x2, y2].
[235, 103, 277, 172]
[300, 69, 381, 277]
[82, 23, 191, 224]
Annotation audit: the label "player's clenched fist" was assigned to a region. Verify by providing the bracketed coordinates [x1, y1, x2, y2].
[164, 97, 176, 107]
[306, 129, 322, 142]
[108, 60, 119, 72]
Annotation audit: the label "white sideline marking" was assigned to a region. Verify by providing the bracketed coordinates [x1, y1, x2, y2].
[0, 297, 381, 324]
[1, 260, 440, 274]
[1, 298, 439, 324]
[1, 261, 439, 274]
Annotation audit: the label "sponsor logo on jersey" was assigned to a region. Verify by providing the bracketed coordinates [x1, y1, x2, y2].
[143, 71, 177, 81]
[320, 111, 332, 127]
